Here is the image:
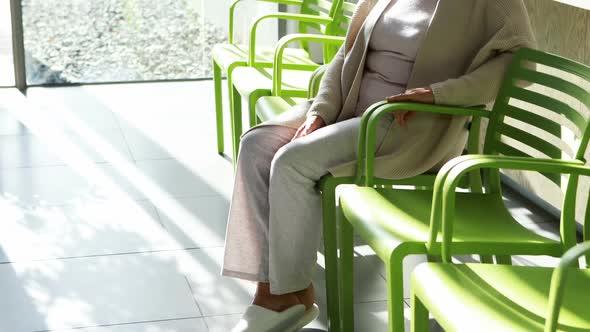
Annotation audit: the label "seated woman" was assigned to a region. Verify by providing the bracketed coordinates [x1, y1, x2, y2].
[223, 0, 536, 330]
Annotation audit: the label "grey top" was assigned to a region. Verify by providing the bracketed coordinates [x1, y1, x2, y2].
[355, 0, 439, 115]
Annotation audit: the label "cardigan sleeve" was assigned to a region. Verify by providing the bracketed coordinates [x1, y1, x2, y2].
[430, 0, 537, 106]
[306, 45, 345, 125]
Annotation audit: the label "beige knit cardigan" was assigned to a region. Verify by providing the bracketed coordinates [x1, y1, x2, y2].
[255, 0, 537, 179]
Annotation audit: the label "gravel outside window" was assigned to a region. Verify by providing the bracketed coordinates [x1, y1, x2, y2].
[22, 0, 230, 84]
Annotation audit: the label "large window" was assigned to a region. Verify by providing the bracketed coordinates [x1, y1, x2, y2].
[21, 0, 278, 85]
[0, 0, 15, 87]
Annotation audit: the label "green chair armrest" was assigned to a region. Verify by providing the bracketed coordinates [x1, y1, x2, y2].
[249, 14, 334, 66]
[272, 34, 345, 95]
[429, 154, 590, 262]
[229, 0, 305, 43]
[308, 64, 328, 99]
[546, 241, 590, 332]
[358, 102, 491, 187]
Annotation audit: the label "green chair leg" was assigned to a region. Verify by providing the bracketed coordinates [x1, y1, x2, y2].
[387, 254, 406, 332]
[213, 61, 224, 155]
[496, 255, 512, 265]
[249, 94, 259, 128]
[480, 255, 494, 264]
[411, 291, 429, 332]
[339, 213, 355, 332]
[248, 91, 271, 129]
[321, 177, 352, 332]
[231, 85, 242, 168]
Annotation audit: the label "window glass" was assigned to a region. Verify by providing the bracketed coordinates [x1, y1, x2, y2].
[22, 0, 277, 85]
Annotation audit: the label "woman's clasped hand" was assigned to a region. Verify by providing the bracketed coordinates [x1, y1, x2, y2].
[291, 115, 326, 141]
[386, 87, 435, 128]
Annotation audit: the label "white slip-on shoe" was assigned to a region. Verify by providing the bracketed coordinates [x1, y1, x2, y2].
[231, 304, 306, 332]
[285, 304, 320, 332]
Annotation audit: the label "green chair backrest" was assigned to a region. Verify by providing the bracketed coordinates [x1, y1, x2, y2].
[229, 0, 337, 44]
[229, 0, 356, 62]
[299, 0, 340, 35]
[327, 0, 356, 37]
[484, 48, 590, 247]
[299, 0, 357, 62]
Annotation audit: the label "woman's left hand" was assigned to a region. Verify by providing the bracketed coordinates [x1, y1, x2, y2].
[386, 87, 435, 128]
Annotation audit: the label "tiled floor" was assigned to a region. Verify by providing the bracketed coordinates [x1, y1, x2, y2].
[0, 82, 563, 332]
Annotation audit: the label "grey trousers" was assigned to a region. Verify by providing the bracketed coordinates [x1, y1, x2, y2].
[222, 115, 394, 295]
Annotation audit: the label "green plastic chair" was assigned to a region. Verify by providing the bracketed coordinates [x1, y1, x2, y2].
[255, 64, 327, 123]
[333, 47, 590, 332]
[411, 241, 590, 331]
[212, 0, 349, 157]
[227, 1, 356, 165]
[320, 105, 486, 332]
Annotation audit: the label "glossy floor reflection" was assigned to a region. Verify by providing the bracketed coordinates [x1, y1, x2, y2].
[0, 82, 562, 331]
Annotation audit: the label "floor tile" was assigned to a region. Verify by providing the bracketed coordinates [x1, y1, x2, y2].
[0, 163, 147, 207]
[114, 80, 244, 163]
[0, 134, 64, 168]
[0, 129, 132, 169]
[136, 158, 233, 200]
[156, 195, 229, 249]
[0, 108, 31, 135]
[117, 106, 219, 161]
[309, 251, 390, 329]
[179, 247, 257, 317]
[0, 165, 99, 206]
[26, 87, 122, 131]
[122, 124, 182, 161]
[353, 301, 390, 332]
[48, 318, 208, 332]
[96, 163, 150, 200]
[0, 253, 200, 331]
[503, 185, 559, 225]
[315, 253, 389, 305]
[203, 314, 242, 332]
[519, 221, 562, 241]
[96, 82, 217, 127]
[512, 254, 562, 267]
[61, 128, 134, 164]
[324, 301, 443, 332]
[0, 198, 182, 263]
[355, 241, 428, 299]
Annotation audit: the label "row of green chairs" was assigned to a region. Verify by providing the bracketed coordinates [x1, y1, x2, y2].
[212, 0, 356, 164]
[332, 48, 590, 331]
[213, 9, 590, 330]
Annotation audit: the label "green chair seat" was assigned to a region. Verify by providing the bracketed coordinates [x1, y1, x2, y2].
[255, 96, 307, 122]
[231, 67, 313, 98]
[339, 186, 561, 261]
[412, 263, 590, 331]
[212, 44, 317, 72]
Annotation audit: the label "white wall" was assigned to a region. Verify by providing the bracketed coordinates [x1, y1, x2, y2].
[0, 0, 15, 86]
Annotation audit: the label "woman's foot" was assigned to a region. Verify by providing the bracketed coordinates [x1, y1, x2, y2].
[253, 282, 315, 312]
[294, 283, 315, 311]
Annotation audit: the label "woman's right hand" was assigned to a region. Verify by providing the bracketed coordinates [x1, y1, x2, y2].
[292, 115, 326, 142]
